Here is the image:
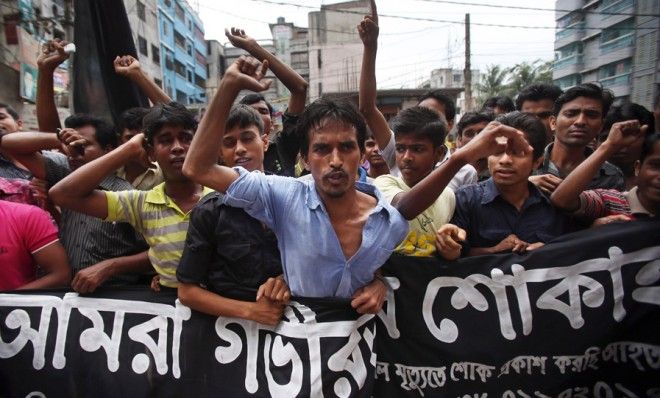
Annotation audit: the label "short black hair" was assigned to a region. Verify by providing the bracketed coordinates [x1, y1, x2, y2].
[482, 96, 515, 113]
[239, 93, 273, 115]
[553, 83, 613, 117]
[142, 102, 197, 145]
[0, 103, 20, 120]
[640, 133, 660, 164]
[603, 103, 655, 137]
[64, 113, 118, 149]
[118, 107, 149, 133]
[298, 98, 367, 157]
[515, 83, 563, 110]
[495, 111, 547, 160]
[456, 111, 494, 138]
[227, 104, 264, 135]
[390, 106, 447, 148]
[418, 90, 456, 122]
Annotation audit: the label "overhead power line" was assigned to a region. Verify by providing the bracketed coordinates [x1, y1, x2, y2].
[242, 0, 659, 30]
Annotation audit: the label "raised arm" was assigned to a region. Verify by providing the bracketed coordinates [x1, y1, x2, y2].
[357, 0, 390, 150]
[0, 132, 62, 179]
[36, 39, 69, 132]
[183, 56, 271, 192]
[551, 120, 646, 211]
[395, 122, 533, 219]
[226, 28, 308, 114]
[114, 55, 172, 104]
[49, 132, 146, 218]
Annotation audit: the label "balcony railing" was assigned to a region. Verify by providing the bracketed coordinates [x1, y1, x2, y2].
[600, 33, 634, 54]
[600, 73, 631, 88]
[554, 53, 583, 69]
[555, 22, 585, 40]
[601, 0, 634, 18]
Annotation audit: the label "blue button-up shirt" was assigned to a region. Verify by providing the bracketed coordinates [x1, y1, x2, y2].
[450, 178, 569, 255]
[223, 167, 409, 298]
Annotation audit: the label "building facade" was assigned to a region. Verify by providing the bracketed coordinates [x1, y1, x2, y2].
[308, 0, 368, 100]
[222, 42, 280, 106]
[124, 0, 163, 86]
[552, 0, 659, 108]
[269, 17, 309, 99]
[419, 68, 481, 114]
[157, 0, 207, 105]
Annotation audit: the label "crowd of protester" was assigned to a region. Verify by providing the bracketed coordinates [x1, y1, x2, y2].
[1, 1, 658, 329]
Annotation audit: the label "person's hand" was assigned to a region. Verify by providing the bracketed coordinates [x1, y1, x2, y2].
[456, 121, 533, 165]
[150, 275, 161, 292]
[256, 275, 291, 304]
[224, 27, 258, 51]
[492, 234, 529, 253]
[357, 0, 379, 48]
[435, 224, 466, 260]
[71, 260, 114, 294]
[592, 214, 632, 227]
[113, 55, 141, 77]
[529, 174, 563, 195]
[526, 242, 545, 251]
[604, 120, 648, 152]
[223, 55, 271, 92]
[351, 277, 387, 314]
[248, 296, 284, 326]
[57, 128, 87, 157]
[125, 132, 148, 158]
[37, 39, 70, 70]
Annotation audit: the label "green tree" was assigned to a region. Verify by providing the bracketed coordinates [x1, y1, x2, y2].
[476, 64, 509, 102]
[506, 59, 554, 97]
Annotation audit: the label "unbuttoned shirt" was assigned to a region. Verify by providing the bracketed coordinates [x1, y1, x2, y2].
[223, 167, 409, 298]
[535, 143, 625, 191]
[451, 178, 569, 255]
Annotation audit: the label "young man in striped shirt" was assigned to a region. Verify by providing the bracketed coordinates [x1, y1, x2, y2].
[50, 103, 212, 290]
[551, 122, 657, 222]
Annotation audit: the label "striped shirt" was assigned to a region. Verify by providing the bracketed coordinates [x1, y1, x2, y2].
[105, 183, 213, 288]
[577, 186, 654, 219]
[44, 152, 148, 280]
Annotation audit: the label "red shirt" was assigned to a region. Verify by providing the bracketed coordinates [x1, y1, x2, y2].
[0, 200, 59, 290]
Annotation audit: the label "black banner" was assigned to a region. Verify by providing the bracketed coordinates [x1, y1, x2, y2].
[1, 219, 659, 397]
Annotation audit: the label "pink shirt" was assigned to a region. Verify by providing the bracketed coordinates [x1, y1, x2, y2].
[0, 200, 59, 290]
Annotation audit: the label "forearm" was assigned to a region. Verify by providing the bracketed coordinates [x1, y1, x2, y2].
[467, 246, 497, 257]
[551, 143, 615, 210]
[395, 154, 468, 219]
[358, 44, 390, 149]
[245, 43, 307, 113]
[178, 283, 253, 318]
[1, 132, 60, 154]
[104, 251, 152, 277]
[126, 70, 172, 104]
[183, 77, 239, 191]
[19, 267, 71, 289]
[36, 67, 62, 132]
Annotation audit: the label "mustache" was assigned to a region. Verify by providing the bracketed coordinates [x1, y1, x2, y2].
[323, 169, 348, 179]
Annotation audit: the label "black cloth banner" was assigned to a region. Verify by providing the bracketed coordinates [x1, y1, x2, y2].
[0, 219, 659, 397]
[73, 0, 149, 126]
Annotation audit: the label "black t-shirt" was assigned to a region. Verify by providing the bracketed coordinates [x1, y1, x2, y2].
[177, 192, 283, 301]
[263, 111, 300, 177]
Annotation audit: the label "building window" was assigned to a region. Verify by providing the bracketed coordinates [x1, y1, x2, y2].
[151, 45, 160, 64]
[174, 30, 186, 50]
[162, 21, 169, 36]
[195, 50, 206, 67]
[186, 42, 193, 56]
[175, 3, 185, 21]
[318, 82, 322, 96]
[195, 74, 205, 88]
[137, 36, 148, 56]
[187, 70, 193, 83]
[165, 53, 174, 70]
[317, 50, 322, 69]
[164, 0, 171, 7]
[137, 1, 146, 21]
[176, 89, 187, 104]
[174, 60, 186, 76]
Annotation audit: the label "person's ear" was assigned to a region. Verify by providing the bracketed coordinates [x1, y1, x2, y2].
[301, 154, 310, 171]
[549, 115, 557, 131]
[261, 133, 270, 152]
[16, 119, 23, 130]
[435, 144, 447, 162]
[634, 159, 641, 176]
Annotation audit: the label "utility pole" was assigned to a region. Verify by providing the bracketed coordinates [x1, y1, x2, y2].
[463, 13, 473, 112]
[64, 0, 74, 111]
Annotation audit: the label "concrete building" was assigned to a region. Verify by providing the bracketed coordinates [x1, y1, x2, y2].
[308, 0, 369, 100]
[157, 0, 207, 105]
[222, 42, 280, 106]
[419, 68, 481, 114]
[552, 0, 659, 108]
[269, 17, 309, 99]
[124, 0, 163, 86]
[205, 39, 225, 101]
[0, 0, 70, 119]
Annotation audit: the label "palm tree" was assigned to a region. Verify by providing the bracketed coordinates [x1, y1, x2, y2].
[507, 59, 554, 96]
[476, 64, 509, 101]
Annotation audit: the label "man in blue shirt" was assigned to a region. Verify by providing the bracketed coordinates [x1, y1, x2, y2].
[184, 56, 408, 313]
[446, 112, 570, 258]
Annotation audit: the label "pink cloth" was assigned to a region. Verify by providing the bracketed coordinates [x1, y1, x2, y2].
[0, 177, 45, 208]
[0, 200, 59, 290]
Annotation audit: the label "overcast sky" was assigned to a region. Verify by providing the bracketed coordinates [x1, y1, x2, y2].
[194, 0, 557, 88]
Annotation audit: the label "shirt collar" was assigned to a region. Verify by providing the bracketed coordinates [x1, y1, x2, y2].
[626, 186, 654, 216]
[145, 182, 213, 207]
[480, 178, 550, 206]
[305, 179, 385, 214]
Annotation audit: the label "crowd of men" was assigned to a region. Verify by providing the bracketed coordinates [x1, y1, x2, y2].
[1, 1, 659, 329]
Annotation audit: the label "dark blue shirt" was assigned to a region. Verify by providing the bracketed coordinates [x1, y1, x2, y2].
[450, 178, 569, 255]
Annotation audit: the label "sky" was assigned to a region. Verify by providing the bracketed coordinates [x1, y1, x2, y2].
[193, 0, 557, 89]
